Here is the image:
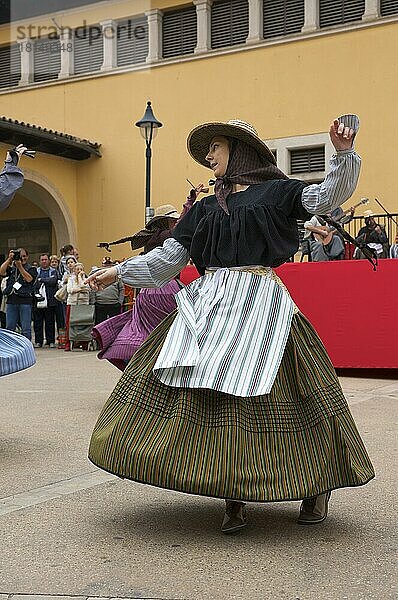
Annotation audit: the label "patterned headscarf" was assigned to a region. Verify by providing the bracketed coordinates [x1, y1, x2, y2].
[214, 139, 288, 214]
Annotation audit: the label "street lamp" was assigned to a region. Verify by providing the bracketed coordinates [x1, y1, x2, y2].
[135, 101, 163, 224]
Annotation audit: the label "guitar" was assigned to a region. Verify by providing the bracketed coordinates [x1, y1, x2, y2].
[305, 198, 369, 245]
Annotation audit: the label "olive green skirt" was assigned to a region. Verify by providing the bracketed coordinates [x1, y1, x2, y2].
[88, 311, 375, 501]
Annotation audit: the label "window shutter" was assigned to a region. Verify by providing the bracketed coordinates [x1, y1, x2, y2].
[117, 17, 148, 66]
[211, 0, 249, 49]
[290, 147, 325, 174]
[73, 25, 104, 74]
[33, 37, 61, 82]
[380, 0, 398, 16]
[162, 7, 197, 58]
[0, 44, 20, 88]
[263, 0, 305, 39]
[319, 0, 365, 28]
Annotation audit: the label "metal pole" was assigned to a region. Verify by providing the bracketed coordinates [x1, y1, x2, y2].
[145, 142, 154, 224]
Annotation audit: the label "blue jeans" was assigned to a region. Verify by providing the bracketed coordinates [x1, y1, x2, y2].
[6, 303, 33, 340]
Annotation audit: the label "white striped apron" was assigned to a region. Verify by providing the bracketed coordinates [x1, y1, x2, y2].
[153, 267, 295, 397]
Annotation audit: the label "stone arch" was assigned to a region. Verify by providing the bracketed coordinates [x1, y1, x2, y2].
[19, 170, 76, 250]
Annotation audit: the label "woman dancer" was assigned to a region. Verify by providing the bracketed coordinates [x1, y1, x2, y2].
[87, 116, 374, 533]
[0, 145, 36, 377]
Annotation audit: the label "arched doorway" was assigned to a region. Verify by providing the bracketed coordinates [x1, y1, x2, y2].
[0, 170, 76, 263]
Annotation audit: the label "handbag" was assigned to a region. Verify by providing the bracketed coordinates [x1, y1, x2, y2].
[36, 283, 47, 308]
[54, 284, 67, 302]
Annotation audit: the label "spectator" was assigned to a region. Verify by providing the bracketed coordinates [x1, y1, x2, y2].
[61, 255, 77, 351]
[73, 247, 80, 261]
[90, 260, 124, 325]
[49, 254, 65, 333]
[355, 211, 388, 259]
[59, 244, 74, 278]
[33, 253, 58, 348]
[66, 262, 90, 351]
[0, 248, 37, 340]
[390, 234, 398, 259]
[50, 255, 59, 270]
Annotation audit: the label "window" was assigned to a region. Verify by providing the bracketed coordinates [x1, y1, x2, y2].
[380, 0, 398, 16]
[290, 147, 325, 174]
[0, 44, 21, 88]
[117, 17, 148, 66]
[33, 37, 61, 82]
[319, 0, 365, 28]
[73, 24, 104, 74]
[162, 6, 197, 58]
[263, 0, 305, 39]
[211, 0, 249, 49]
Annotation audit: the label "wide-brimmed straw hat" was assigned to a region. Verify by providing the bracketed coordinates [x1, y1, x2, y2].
[187, 119, 276, 168]
[363, 209, 374, 219]
[146, 204, 180, 229]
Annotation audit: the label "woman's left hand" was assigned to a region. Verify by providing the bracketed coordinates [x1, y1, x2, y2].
[86, 267, 117, 290]
[329, 119, 355, 151]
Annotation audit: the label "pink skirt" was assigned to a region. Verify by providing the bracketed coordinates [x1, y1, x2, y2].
[92, 280, 180, 370]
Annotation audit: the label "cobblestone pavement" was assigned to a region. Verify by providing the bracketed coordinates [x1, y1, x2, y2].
[0, 350, 396, 600]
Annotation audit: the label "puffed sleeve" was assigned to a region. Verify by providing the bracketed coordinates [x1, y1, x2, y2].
[0, 157, 24, 212]
[115, 238, 190, 288]
[301, 149, 361, 215]
[172, 200, 206, 251]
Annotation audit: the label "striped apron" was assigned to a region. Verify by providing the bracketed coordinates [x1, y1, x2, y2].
[154, 267, 295, 396]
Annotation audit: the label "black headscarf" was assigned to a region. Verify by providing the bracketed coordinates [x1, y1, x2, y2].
[214, 139, 288, 214]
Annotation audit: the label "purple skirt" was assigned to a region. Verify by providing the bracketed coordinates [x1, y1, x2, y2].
[92, 280, 180, 371]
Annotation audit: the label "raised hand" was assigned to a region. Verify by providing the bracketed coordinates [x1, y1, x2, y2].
[329, 119, 355, 151]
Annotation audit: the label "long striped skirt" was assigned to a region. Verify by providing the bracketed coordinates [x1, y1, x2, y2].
[0, 329, 36, 377]
[88, 310, 374, 502]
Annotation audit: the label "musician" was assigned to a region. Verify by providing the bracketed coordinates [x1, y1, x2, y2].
[355, 212, 388, 259]
[303, 214, 345, 261]
[303, 202, 358, 261]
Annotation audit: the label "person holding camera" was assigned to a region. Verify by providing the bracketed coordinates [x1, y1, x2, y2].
[0, 248, 37, 340]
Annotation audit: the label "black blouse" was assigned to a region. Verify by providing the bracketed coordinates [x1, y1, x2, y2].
[173, 180, 310, 274]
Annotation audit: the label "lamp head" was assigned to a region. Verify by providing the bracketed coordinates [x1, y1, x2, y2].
[135, 101, 163, 142]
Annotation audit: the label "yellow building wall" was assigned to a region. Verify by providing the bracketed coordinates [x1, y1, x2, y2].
[0, 16, 397, 266]
[0, 192, 47, 220]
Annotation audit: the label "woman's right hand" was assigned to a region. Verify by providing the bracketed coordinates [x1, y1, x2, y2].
[86, 267, 117, 290]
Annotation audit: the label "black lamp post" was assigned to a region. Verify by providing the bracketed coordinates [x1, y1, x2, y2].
[135, 101, 163, 224]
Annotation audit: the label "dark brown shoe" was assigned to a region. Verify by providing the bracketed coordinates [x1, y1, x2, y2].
[221, 500, 247, 534]
[297, 491, 331, 525]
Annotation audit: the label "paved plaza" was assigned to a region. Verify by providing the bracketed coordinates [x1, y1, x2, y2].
[0, 349, 396, 600]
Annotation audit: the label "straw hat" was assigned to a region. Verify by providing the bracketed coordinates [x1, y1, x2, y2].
[146, 204, 180, 229]
[187, 119, 276, 168]
[363, 209, 374, 218]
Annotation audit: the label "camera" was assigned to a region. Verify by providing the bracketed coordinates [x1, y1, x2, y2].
[12, 249, 21, 261]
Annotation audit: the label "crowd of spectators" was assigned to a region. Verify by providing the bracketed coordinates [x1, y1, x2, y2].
[0, 244, 125, 350]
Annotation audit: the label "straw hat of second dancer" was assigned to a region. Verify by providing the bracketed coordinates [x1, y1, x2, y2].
[129, 204, 180, 251]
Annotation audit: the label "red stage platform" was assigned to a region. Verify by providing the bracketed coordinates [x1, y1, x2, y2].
[276, 259, 398, 369]
[181, 260, 397, 370]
